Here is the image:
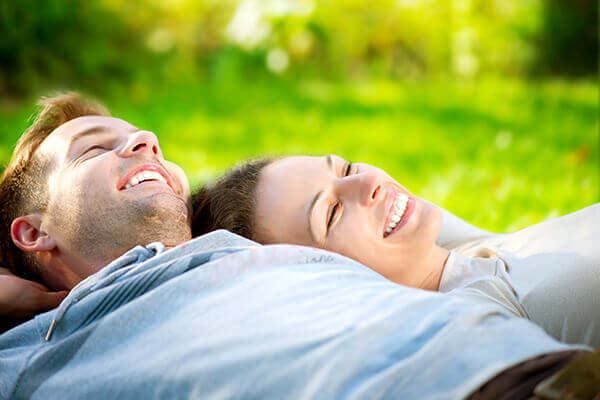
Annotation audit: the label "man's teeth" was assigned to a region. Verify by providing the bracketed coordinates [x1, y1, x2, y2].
[123, 170, 167, 189]
[385, 194, 409, 235]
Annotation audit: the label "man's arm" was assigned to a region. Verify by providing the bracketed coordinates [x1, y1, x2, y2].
[0, 267, 68, 333]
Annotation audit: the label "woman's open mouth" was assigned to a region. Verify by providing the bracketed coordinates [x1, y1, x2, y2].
[383, 193, 414, 238]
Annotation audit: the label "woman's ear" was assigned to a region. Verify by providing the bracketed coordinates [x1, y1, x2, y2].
[10, 215, 57, 253]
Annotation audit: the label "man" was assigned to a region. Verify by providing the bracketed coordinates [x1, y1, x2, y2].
[0, 93, 191, 326]
[0, 93, 597, 399]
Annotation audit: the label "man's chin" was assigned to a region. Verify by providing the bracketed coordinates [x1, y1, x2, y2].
[135, 191, 191, 217]
[141, 199, 191, 242]
[71, 195, 192, 265]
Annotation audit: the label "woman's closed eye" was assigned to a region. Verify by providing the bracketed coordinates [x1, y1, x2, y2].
[327, 203, 339, 229]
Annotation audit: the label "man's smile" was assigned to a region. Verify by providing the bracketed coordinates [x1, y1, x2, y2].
[117, 164, 177, 193]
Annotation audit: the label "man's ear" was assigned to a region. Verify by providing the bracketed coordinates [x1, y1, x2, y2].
[11, 215, 57, 253]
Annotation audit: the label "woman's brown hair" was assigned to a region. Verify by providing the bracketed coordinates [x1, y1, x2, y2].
[192, 158, 276, 241]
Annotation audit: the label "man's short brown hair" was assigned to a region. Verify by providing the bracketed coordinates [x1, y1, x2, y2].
[0, 92, 109, 280]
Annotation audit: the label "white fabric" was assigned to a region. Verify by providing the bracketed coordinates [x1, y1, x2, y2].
[434, 202, 495, 248]
[439, 204, 600, 348]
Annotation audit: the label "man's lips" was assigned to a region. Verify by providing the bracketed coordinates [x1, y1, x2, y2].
[117, 164, 177, 193]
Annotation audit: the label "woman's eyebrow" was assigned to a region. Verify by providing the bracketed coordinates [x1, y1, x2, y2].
[307, 189, 324, 242]
[307, 155, 335, 242]
[326, 154, 333, 170]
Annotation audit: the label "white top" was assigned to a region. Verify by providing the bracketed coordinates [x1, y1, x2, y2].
[438, 204, 600, 348]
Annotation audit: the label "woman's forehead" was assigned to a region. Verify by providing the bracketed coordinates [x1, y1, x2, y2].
[258, 153, 353, 210]
[255, 156, 328, 240]
[260, 157, 318, 201]
[270, 154, 344, 174]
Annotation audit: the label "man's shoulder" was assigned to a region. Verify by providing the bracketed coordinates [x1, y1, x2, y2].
[120, 230, 261, 269]
[99, 229, 366, 288]
[152, 230, 369, 272]
[178, 229, 262, 253]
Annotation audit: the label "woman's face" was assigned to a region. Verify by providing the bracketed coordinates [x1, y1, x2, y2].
[254, 155, 444, 287]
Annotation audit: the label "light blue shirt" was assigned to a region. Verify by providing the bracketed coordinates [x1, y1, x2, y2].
[0, 230, 582, 399]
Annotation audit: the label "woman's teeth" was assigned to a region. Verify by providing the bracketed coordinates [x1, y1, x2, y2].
[385, 193, 408, 235]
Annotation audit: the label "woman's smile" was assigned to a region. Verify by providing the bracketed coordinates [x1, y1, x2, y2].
[384, 192, 413, 238]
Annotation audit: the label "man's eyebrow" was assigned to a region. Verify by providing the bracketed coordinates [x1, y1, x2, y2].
[69, 125, 110, 145]
[307, 155, 335, 242]
[64, 126, 110, 159]
[67, 125, 140, 156]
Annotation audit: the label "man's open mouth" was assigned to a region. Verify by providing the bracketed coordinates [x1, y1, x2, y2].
[117, 164, 175, 192]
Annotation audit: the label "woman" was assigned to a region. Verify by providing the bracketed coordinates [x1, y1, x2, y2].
[192, 155, 600, 348]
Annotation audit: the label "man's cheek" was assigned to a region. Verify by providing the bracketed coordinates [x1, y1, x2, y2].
[167, 162, 191, 196]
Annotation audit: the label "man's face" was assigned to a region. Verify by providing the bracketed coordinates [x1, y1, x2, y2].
[36, 116, 191, 277]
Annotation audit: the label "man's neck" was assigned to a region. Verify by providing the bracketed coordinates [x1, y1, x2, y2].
[37, 250, 106, 290]
[37, 235, 192, 290]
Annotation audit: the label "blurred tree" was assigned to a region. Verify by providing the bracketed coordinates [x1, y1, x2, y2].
[534, 0, 598, 76]
[0, 0, 595, 100]
[0, 0, 151, 97]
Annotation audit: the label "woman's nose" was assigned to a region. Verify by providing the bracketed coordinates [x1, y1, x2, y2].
[119, 130, 163, 159]
[336, 172, 381, 206]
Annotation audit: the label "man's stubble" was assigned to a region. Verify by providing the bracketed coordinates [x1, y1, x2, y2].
[54, 190, 192, 269]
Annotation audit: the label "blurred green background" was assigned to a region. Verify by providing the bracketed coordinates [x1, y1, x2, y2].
[1, 0, 598, 232]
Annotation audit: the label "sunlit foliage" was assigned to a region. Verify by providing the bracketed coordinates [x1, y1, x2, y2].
[0, 0, 597, 231]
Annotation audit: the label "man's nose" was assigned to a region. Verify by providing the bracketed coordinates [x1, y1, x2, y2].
[119, 130, 163, 159]
[336, 172, 381, 206]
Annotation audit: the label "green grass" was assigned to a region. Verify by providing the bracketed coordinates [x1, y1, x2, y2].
[1, 77, 597, 232]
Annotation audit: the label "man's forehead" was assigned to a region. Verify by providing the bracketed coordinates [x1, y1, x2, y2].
[52, 116, 137, 141]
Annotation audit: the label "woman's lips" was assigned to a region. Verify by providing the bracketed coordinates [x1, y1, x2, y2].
[384, 196, 415, 238]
